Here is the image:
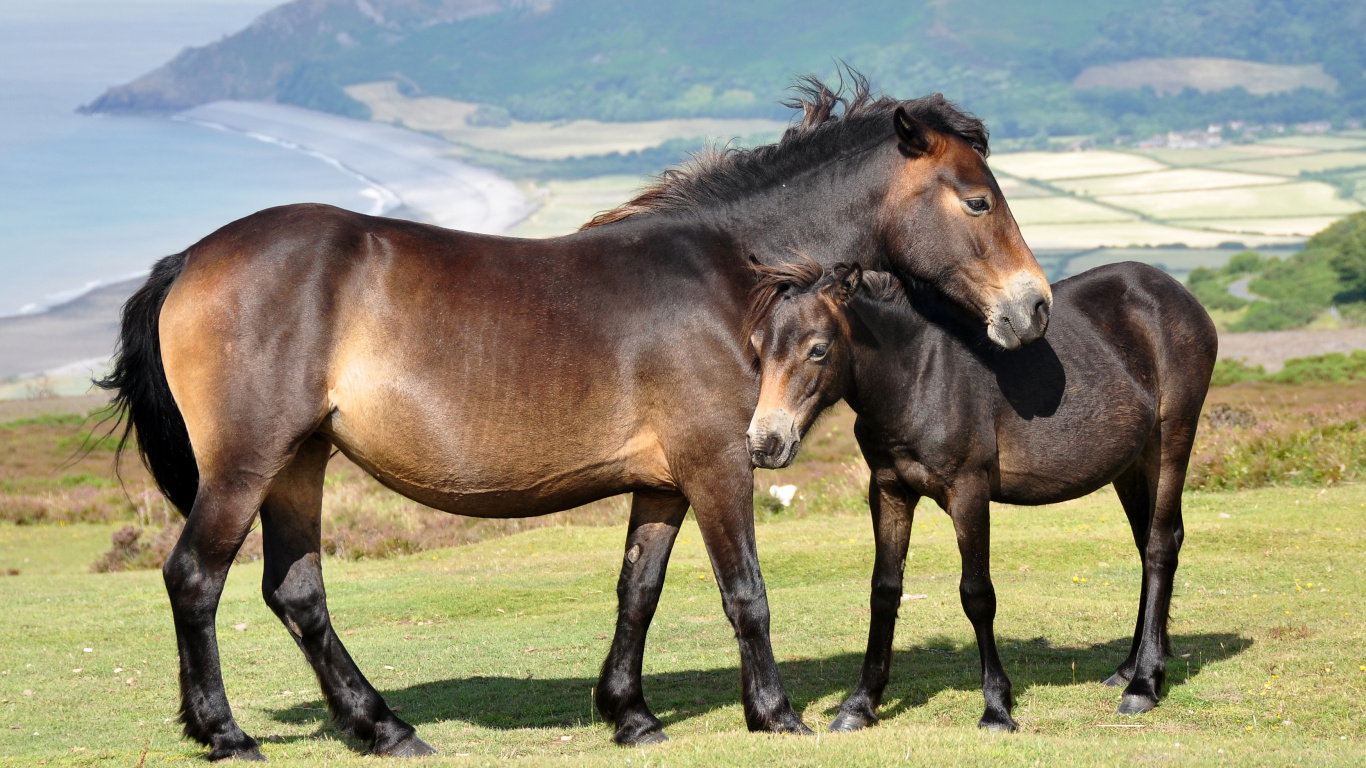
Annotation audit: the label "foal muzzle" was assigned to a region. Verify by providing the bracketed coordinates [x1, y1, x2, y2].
[747, 409, 802, 469]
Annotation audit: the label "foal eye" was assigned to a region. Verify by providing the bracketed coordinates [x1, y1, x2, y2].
[809, 343, 830, 361]
[963, 197, 990, 215]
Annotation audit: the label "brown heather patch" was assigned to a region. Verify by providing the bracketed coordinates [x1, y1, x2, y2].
[1188, 383, 1366, 491]
[1266, 624, 1315, 641]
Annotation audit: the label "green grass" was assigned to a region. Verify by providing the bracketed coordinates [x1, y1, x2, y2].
[1, 484, 1363, 766]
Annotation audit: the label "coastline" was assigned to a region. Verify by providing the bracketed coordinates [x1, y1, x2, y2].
[2, 102, 535, 386]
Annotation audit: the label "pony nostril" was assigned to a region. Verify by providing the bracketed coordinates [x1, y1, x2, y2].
[763, 434, 782, 457]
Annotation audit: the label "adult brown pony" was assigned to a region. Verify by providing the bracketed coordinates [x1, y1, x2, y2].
[98, 74, 1050, 760]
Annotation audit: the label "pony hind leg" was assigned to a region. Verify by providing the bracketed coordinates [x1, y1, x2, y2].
[596, 491, 690, 745]
[1118, 419, 1194, 716]
[1105, 463, 1155, 688]
[164, 461, 281, 760]
[259, 436, 434, 757]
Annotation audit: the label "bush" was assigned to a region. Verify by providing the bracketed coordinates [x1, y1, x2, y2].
[1186, 267, 1247, 311]
[1225, 251, 1266, 275]
[1231, 299, 1320, 331]
[1188, 409, 1366, 491]
[1271, 350, 1366, 383]
[1210, 358, 1266, 387]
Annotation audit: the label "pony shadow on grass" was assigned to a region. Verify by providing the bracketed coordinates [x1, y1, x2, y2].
[266, 632, 1250, 741]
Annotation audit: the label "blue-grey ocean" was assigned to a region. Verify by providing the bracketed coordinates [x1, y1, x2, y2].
[0, 0, 374, 315]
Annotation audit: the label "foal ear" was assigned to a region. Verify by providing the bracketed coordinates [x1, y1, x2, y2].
[894, 106, 933, 157]
[833, 263, 863, 305]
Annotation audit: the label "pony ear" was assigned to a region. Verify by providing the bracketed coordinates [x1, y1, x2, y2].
[833, 263, 863, 305]
[894, 106, 932, 157]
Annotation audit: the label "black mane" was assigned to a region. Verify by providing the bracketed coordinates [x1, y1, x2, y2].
[582, 68, 988, 229]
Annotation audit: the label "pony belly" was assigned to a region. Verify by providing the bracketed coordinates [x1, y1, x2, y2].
[321, 384, 672, 518]
[994, 418, 1153, 505]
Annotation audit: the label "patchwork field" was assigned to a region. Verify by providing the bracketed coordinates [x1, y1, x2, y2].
[347, 82, 787, 161]
[998, 135, 1366, 250]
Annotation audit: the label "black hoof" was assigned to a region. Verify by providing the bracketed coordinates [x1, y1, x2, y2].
[613, 718, 668, 746]
[978, 713, 1018, 733]
[633, 729, 670, 746]
[829, 710, 875, 733]
[758, 707, 812, 735]
[209, 745, 267, 762]
[1117, 693, 1157, 715]
[1102, 671, 1131, 688]
[375, 734, 437, 758]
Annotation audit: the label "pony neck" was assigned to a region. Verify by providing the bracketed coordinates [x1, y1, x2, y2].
[702, 145, 895, 271]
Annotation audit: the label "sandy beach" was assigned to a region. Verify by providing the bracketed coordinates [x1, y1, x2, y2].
[178, 101, 534, 233]
[1, 102, 534, 385]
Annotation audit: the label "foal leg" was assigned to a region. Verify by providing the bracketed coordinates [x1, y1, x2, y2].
[948, 478, 1015, 731]
[830, 470, 918, 732]
[259, 436, 433, 756]
[596, 491, 689, 745]
[1119, 421, 1194, 715]
[684, 454, 809, 735]
[163, 470, 274, 761]
[1106, 464, 1154, 688]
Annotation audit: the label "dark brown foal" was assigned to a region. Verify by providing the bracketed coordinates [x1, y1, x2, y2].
[746, 261, 1216, 731]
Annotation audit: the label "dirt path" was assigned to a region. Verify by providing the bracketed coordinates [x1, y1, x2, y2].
[1218, 327, 1366, 371]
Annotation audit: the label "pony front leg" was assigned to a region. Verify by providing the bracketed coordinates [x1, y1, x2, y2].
[597, 491, 689, 745]
[162, 474, 270, 761]
[948, 478, 1016, 732]
[831, 469, 918, 732]
[684, 456, 810, 735]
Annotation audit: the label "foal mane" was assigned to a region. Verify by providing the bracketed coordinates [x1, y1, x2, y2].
[581, 68, 989, 230]
[744, 260, 914, 343]
[743, 255, 825, 342]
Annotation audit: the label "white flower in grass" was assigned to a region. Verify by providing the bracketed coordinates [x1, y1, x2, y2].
[769, 485, 797, 507]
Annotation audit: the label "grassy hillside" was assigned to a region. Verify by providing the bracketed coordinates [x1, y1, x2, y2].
[83, 0, 1366, 140]
[1185, 212, 1366, 330]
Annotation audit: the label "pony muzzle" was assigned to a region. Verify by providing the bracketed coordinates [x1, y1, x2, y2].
[986, 271, 1052, 350]
[747, 410, 802, 469]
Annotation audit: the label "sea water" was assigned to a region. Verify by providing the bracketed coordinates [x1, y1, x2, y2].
[0, 0, 378, 315]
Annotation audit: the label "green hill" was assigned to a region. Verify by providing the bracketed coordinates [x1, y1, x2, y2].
[84, 0, 1366, 139]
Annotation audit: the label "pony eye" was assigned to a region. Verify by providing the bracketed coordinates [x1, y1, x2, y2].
[963, 197, 990, 215]
[809, 343, 830, 360]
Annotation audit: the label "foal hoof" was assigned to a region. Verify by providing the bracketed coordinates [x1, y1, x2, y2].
[978, 713, 1018, 733]
[829, 708, 877, 733]
[377, 734, 437, 758]
[1117, 694, 1157, 716]
[633, 729, 671, 746]
[761, 708, 812, 736]
[613, 719, 669, 746]
[210, 746, 267, 762]
[775, 718, 814, 736]
[1102, 671, 1131, 688]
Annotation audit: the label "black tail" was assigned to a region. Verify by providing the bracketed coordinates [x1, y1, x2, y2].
[96, 251, 198, 515]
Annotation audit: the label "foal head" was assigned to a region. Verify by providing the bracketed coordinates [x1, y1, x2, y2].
[745, 259, 865, 469]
